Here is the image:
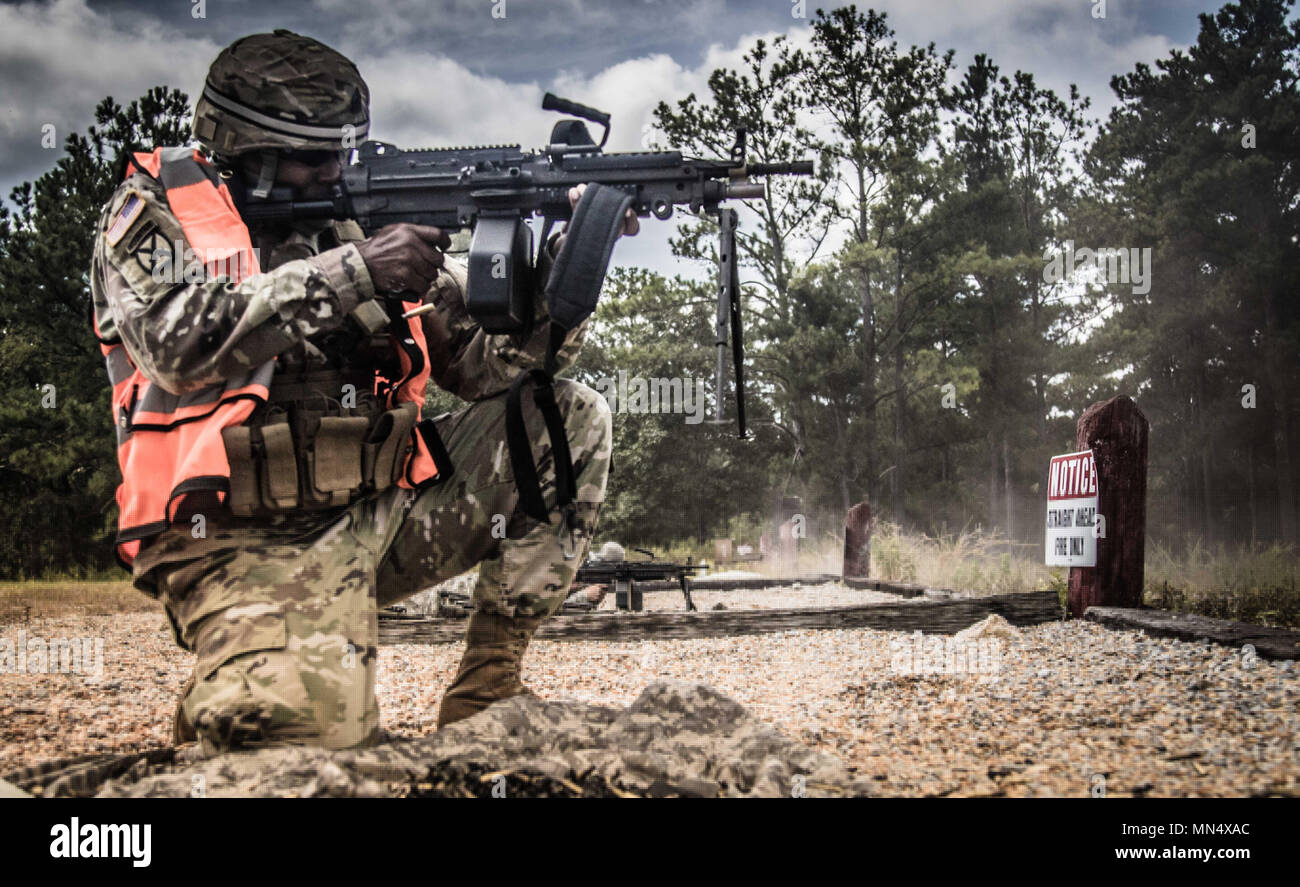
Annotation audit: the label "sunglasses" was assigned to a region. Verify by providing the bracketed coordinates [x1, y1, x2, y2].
[279, 149, 345, 167]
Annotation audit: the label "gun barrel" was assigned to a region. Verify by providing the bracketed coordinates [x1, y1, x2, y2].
[725, 182, 766, 200]
[746, 160, 816, 177]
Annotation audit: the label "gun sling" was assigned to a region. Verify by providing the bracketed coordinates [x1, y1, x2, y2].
[506, 369, 577, 528]
[505, 183, 631, 528]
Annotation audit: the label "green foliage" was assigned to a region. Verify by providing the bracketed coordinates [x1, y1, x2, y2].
[870, 523, 918, 583]
[1084, 0, 1300, 544]
[1047, 568, 1070, 614]
[572, 268, 774, 547]
[0, 88, 191, 578]
[1146, 540, 1300, 627]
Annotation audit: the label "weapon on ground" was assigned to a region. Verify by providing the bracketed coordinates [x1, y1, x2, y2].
[571, 547, 705, 612]
[234, 94, 815, 438]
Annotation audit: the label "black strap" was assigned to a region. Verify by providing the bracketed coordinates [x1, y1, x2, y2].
[542, 182, 633, 373]
[503, 183, 628, 529]
[506, 369, 577, 525]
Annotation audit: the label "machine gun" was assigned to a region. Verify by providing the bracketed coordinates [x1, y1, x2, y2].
[572, 547, 705, 612]
[236, 93, 815, 437]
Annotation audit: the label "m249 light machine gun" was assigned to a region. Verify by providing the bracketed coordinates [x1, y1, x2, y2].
[573, 547, 705, 613]
[237, 92, 816, 439]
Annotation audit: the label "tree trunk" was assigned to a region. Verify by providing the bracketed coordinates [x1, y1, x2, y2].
[1262, 295, 1295, 543]
[1271, 402, 1296, 544]
[1200, 446, 1214, 545]
[893, 250, 906, 524]
[1002, 433, 1014, 540]
[988, 432, 1000, 530]
[1196, 363, 1214, 543]
[1248, 445, 1258, 547]
[893, 330, 905, 524]
[1030, 272, 1048, 445]
[860, 267, 876, 505]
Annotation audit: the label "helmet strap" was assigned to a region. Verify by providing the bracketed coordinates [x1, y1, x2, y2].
[251, 150, 278, 199]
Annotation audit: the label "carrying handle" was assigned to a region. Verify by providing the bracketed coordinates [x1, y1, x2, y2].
[542, 93, 611, 148]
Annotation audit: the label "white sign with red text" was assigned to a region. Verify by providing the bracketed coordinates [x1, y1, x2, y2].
[1045, 450, 1098, 567]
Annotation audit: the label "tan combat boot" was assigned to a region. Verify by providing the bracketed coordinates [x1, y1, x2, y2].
[436, 609, 544, 728]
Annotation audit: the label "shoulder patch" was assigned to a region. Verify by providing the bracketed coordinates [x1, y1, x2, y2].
[104, 190, 146, 247]
[100, 184, 189, 300]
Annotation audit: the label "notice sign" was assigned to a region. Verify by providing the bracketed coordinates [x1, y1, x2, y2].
[1045, 450, 1098, 567]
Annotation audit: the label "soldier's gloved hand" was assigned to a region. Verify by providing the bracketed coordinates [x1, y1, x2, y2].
[356, 223, 452, 296]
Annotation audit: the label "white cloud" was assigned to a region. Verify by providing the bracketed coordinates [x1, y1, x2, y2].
[0, 0, 217, 185]
[871, 0, 1182, 117]
[359, 51, 547, 148]
[0, 0, 1191, 284]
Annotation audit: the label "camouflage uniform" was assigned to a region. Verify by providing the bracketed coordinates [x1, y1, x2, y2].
[91, 32, 611, 755]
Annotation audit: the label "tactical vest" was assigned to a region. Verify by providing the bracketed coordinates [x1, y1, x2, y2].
[99, 147, 449, 567]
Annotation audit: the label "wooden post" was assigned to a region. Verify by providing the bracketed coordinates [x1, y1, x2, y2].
[1067, 395, 1149, 617]
[842, 502, 873, 579]
[778, 519, 797, 571]
[776, 496, 802, 572]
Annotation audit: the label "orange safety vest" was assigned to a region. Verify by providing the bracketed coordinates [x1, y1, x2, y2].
[100, 147, 444, 566]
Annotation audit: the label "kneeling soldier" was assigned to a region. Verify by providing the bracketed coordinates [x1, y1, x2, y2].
[91, 30, 629, 753]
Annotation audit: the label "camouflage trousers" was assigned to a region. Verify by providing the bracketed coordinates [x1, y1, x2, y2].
[138, 379, 612, 755]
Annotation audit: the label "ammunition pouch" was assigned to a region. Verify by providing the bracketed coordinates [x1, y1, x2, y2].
[221, 370, 434, 517]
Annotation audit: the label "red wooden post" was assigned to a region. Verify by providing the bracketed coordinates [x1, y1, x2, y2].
[1067, 395, 1149, 617]
[842, 502, 873, 579]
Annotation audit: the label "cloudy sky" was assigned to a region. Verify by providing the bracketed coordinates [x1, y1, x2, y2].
[1, 0, 1220, 275]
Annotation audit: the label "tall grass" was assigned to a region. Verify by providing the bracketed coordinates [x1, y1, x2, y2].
[630, 525, 1300, 627]
[628, 522, 1054, 595]
[1145, 540, 1299, 628]
[868, 522, 1054, 596]
[12, 532, 1296, 629]
[0, 580, 151, 622]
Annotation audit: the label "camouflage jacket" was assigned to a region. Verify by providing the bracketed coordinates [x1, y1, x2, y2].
[90, 169, 589, 403]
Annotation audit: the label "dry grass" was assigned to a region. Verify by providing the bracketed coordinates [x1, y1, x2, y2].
[7, 534, 1296, 629]
[634, 526, 1300, 627]
[866, 523, 1053, 595]
[0, 581, 158, 623]
[1145, 540, 1299, 628]
[637, 523, 1054, 597]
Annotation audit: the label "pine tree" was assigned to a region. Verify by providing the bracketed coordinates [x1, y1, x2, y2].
[0, 87, 190, 577]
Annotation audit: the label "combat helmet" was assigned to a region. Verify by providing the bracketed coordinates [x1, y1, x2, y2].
[192, 30, 369, 193]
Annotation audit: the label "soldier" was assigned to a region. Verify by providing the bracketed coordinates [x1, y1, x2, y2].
[90, 30, 632, 754]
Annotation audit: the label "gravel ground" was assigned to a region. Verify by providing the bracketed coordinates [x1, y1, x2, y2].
[2, 609, 1296, 796]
